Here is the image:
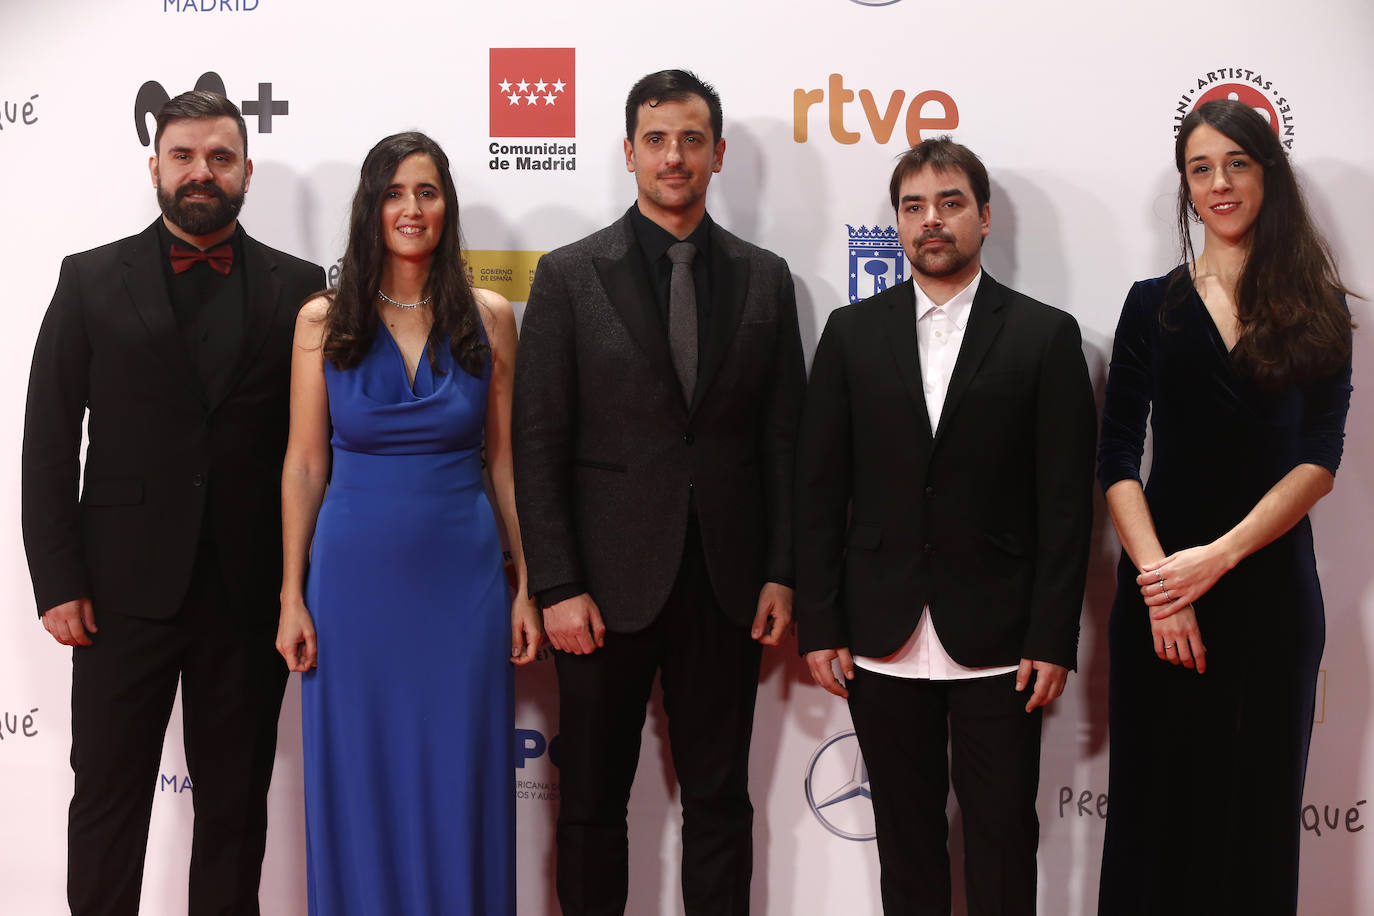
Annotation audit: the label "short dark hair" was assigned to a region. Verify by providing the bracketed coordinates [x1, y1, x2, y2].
[625, 70, 722, 144]
[888, 136, 990, 212]
[154, 90, 248, 156]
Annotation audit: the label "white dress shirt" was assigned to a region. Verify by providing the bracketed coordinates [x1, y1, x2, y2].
[853, 271, 1019, 681]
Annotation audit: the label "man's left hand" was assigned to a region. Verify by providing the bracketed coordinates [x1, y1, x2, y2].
[751, 583, 793, 646]
[1015, 658, 1068, 713]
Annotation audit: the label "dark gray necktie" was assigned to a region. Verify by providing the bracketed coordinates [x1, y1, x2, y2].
[667, 241, 698, 401]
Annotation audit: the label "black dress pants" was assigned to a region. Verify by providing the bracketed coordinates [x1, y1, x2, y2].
[847, 668, 1043, 916]
[67, 540, 288, 916]
[552, 521, 763, 916]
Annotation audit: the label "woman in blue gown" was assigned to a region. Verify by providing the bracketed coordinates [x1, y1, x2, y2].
[276, 132, 542, 915]
[1096, 100, 1354, 912]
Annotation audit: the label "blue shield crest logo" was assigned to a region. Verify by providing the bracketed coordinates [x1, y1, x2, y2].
[847, 224, 904, 303]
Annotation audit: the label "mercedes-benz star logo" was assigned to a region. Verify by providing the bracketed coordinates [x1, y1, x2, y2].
[804, 730, 876, 841]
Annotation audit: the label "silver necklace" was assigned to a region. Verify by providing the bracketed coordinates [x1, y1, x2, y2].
[377, 289, 432, 309]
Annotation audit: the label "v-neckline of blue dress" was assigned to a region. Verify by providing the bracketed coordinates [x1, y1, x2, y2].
[378, 320, 434, 399]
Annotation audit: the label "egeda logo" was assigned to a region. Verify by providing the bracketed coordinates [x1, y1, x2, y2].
[804, 730, 875, 841]
[134, 72, 289, 147]
[848, 224, 904, 304]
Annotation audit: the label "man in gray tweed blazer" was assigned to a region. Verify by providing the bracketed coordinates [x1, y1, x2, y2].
[512, 69, 805, 916]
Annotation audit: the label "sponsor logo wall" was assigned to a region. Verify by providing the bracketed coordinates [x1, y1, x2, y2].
[2, 2, 1371, 914]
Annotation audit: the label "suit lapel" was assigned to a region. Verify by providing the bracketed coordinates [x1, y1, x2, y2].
[121, 222, 203, 406]
[211, 234, 282, 412]
[692, 229, 749, 416]
[884, 280, 935, 442]
[592, 215, 684, 413]
[933, 272, 1008, 444]
[595, 258, 672, 377]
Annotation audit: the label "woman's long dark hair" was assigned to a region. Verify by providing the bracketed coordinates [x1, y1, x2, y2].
[324, 131, 486, 377]
[1168, 100, 1352, 390]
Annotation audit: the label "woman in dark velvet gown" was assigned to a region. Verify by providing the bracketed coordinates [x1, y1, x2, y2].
[1096, 100, 1354, 914]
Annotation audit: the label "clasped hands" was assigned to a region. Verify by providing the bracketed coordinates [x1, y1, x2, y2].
[1136, 542, 1232, 674]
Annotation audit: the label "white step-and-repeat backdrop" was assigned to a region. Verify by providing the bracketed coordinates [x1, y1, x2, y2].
[3, 1, 1371, 912]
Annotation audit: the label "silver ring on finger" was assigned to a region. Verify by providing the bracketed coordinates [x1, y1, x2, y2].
[1163, 588, 1171, 600]
[1163, 641, 1176, 650]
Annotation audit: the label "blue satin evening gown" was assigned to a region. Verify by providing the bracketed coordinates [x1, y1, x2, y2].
[302, 323, 514, 915]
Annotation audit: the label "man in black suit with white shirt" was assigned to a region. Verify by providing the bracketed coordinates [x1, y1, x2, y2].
[795, 137, 1096, 916]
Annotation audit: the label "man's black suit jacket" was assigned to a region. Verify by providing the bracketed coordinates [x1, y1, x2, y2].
[22, 220, 324, 623]
[795, 273, 1096, 670]
[512, 209, 806, 632]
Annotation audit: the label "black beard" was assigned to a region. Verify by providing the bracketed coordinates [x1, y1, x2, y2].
[910, 230, 975, 279]
[913, 246, 976, 279]
[156, 179, 245, 237]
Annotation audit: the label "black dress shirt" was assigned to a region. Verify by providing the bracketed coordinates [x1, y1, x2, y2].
[155, 220, 246, 405]
[629, 203, 714, 360]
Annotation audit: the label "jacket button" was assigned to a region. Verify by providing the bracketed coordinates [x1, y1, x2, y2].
[923, 543, 934, 554]
[683, 433, 694, 445]
[925, 486, 935, 496]
[191, 473, 205, 487]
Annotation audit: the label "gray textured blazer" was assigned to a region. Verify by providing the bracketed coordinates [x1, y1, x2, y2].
[513, 208, 806, 631]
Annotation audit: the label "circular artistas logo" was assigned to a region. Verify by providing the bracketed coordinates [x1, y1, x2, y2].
[804, 730, 876, 841]
[1173, 67, 1296, 149]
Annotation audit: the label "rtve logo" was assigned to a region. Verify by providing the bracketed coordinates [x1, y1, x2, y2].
[794, 74, 957, 145]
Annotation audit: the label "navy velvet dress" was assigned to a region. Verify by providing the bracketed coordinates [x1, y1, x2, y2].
[301, 324, 514, 915]
[1096, 270, 1351, 914]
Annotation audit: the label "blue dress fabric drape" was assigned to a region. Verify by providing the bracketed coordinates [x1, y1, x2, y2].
[1096, 270, 1351, 914]
[302, 324, 514, 915]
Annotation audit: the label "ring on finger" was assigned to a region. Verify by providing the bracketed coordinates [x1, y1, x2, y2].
[1163, 641, 1176, 650]
[1163, 588, 1171, 600]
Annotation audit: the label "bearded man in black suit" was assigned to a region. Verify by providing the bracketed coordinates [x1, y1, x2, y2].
[512, 69, 806, 916]
[22, 90, 322, 915]
[796, 138, 1096, 916]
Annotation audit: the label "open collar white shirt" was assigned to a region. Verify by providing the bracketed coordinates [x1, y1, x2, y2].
[853, 270, 1018, 681]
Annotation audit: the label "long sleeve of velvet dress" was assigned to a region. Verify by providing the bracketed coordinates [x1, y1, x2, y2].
[1095, 269, 1352, 915]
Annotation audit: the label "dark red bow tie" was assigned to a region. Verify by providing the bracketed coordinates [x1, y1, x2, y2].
[170, 242, 233, 275]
